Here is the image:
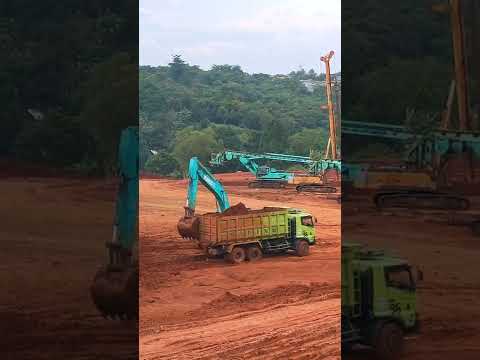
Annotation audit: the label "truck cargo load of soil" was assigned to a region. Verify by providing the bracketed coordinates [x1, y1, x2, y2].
[222, 202, 250, 215]
[205, 203, 286, 217]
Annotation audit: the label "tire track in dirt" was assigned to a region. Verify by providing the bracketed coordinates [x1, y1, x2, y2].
[140, 175, 340, 360]
[141, 297, 339, 360]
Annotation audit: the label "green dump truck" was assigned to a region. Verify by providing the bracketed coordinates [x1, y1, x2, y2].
[342, 243, 421, 360]
[198, 207, 316, 263]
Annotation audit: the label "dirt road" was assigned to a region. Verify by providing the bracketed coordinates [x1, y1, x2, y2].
[139, 172, 341, 360]
[343, 196, 480, 360]
[2, 177, 137, 360]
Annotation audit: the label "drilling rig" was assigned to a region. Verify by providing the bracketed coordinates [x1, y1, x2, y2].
[321, 50, 339, 160]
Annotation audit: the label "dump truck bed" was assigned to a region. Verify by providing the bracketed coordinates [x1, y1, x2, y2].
[199, 207, 289, 249]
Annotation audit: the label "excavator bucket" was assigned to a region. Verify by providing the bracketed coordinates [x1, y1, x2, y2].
[177, 215, 200, 239]
[90, 265, 138, 319]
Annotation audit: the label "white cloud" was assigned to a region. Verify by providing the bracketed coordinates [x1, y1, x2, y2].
[225, 0, 340, 33]
[139, 0, 341, 73]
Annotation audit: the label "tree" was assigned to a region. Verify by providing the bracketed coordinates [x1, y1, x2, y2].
[288, 128, 328, 156]
[139, 58, 336, 166]
[172, 128, 222, 175]
[80, 53, 138, 174]
[168, 55, 188, 82]
[144, 151, 178, 175]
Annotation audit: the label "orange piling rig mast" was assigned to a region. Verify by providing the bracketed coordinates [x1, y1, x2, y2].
[321, 50, 338, 160]
[435, 0, 479, 132]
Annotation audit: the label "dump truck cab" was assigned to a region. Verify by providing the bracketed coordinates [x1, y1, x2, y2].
[342, 243, 419, 359]
[287, 208, 316, 245]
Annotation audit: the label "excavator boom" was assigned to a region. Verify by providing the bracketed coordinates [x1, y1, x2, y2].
[90, 126, 139, 320]
[178, 157, 230, 239]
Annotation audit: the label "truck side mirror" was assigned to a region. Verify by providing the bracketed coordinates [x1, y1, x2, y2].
[315, 217, 318, 223]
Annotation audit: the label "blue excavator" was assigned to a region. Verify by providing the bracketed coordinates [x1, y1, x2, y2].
[342, 2, 480, 210]
[210, 150, 341, 192]
[342, 119, 473, 210]
[177, 157, 230, 239]
[90, 126, 139, 319]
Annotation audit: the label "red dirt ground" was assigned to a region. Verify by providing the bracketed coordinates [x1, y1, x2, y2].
[139, 172, 341, 360]
[343, 194, 480, 359]
[2, 176, 137, 360]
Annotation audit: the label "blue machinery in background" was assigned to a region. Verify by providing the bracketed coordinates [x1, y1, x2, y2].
[210, 150, 342, 189]
[342, 120, 480, 178]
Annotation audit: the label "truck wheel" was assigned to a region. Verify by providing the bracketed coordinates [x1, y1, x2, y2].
[225, 246, 246, 264]
[246, 246, 263, 262]
[295, 240, 310, 257]
[373, 322, 404, 360]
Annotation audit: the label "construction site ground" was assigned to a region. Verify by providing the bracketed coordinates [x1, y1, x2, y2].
[343, 194, 480, 360]
[2, 175, 138, 359]
[139, 172, 341, 360]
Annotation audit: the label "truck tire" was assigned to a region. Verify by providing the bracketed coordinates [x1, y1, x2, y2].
[225, 246, 246, 264]
[246, 245, 263, 262]
[295, 240, 310, 257]
[373, 322, 404, 360]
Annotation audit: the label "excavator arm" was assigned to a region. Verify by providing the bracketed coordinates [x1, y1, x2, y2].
[210, 150, 292, 180]
[210, 150, 341, 182]
[90, 126, 139, 320]
[178, 157, 230, 239]
[185, 157, 230, 214]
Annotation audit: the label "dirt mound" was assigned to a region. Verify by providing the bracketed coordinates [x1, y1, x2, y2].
[222, 202, 250, 215]
[139, 176, 341, 359]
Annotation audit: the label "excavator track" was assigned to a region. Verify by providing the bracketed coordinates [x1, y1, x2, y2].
[374, 190, 470, 211]
[248, 180, 286, 189]
[296, 184, 338, 193]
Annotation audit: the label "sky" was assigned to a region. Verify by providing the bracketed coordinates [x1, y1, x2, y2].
[140, 0, 341, 75]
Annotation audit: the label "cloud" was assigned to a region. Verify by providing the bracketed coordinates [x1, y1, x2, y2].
[227, 0, 340, 33]
[139, 0, 341, 73]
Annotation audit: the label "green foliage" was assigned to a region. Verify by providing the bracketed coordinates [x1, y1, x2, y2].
[144, 151, 178, 175]
[342, 0, 455, 157]
[81, 53, 138, 173]
[0, 2, 137, 174]
[140, 55, 337, 174]
[287, 128, 328, 156]
[172, 128, 222, 175]
[15, 111, 91, 166]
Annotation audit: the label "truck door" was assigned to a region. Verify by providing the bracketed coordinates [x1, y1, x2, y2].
[360, 269, 373, 318]
[384, 265, 417, 328]
[289, 218, 297, 240]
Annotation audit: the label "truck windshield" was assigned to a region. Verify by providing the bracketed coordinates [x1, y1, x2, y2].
[385, 265, 414, 290]
[301, 216, 314, 227]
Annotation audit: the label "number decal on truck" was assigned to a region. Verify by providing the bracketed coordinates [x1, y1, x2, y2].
[389, 300, 401, 314]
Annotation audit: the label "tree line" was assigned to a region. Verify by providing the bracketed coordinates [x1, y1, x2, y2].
[0, 0, 137, 175]
[140, 55, 339, 176]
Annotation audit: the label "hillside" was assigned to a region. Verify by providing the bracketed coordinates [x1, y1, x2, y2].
[139, 56, 340, 176]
